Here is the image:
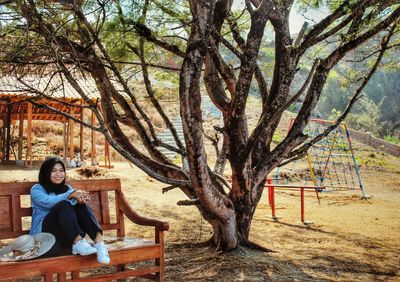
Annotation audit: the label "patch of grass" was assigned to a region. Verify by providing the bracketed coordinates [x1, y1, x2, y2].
[272, 133, 282, 143]
[384, 133, 400, 145]
[356, 148, 400, 173]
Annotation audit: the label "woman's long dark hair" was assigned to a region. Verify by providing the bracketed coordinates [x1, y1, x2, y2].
[38, 157, 68, 194]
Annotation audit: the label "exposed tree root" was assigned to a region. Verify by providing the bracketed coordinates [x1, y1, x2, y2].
[169, 240, 211, 248]
[241, 239, 276, 253]
[204, 236, 276, 253]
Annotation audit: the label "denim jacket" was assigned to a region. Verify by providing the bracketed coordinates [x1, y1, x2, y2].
[29, 183, 77, 235]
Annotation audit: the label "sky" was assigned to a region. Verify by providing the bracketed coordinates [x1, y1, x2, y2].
[232, 0, 328, 35]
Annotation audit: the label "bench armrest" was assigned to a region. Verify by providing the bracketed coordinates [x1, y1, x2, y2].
[117, 191, 169, 231]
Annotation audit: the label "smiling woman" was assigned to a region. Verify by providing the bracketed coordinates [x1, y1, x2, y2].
[50, 163, 66, 185]
[30, 157, 110, 264]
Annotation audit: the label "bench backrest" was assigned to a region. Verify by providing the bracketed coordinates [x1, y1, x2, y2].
[0, 178, 125, 240]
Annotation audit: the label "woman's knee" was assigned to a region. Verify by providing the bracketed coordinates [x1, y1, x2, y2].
[74, 203, 95, 216]
[52, 200, 73, 211]
[74, 203, 89, 211]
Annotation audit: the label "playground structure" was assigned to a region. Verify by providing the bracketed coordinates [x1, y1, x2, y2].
[265, 118, 367, 224]
[265, 179, 326, 224]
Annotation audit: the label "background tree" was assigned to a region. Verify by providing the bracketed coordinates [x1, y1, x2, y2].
[0, 0, 399, 251]
[312, 40, 400, 139]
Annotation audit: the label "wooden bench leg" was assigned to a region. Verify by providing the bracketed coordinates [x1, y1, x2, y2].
[155, 228, 165, 282]
[58, 272, 67, 282]
[44, 273, 53, 282]
[115, 264, 126, 282]
[116, 264, 126, 272]
[72, 271, 80, 279]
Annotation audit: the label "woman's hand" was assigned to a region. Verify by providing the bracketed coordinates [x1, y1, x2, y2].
[69, 189, 90, 204]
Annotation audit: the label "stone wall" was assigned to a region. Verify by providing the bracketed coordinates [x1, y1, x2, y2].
[348, 129, 400, 157]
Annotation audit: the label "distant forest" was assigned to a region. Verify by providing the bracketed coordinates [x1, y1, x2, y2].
[316, 69, 399, 141]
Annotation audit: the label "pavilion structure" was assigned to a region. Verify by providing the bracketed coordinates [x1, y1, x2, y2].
[0, 75, 111, 167]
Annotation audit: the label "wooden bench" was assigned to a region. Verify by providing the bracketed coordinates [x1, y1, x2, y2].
[0, 178, 169, 281]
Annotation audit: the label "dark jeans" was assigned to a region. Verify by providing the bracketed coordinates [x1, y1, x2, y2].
[42, 200, 102, 256]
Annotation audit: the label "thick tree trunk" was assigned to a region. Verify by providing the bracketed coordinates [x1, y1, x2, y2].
[199, 157, 268, 250]
[205, 179, 266, 250]
[180, 0, 239, 251]
[208, 218, 238, 249]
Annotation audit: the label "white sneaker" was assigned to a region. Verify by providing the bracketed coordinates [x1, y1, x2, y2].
[72, 238, 97, 256]
[94, 241, 110, 264]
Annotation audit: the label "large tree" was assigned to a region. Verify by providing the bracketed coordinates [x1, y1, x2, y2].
[0, 0, 399, 250]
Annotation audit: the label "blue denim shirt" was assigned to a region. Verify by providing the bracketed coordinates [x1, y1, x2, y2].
[29, 183, 77, 235]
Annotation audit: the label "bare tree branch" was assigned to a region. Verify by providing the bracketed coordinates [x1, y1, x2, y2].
[286, 21, 396, 161]
[177, 199, 200, 206]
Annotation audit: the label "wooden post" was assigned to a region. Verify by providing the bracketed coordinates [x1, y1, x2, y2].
[0, 114, 5, 160]
[104, 137, 110, 168]
[26, 103, 32, 166]
[18, 108, 24, 160]
[5, 104, 12, 160]
[63, 120, 68, 162]
[69, 107, 74, 162]
[80, 108, 84, 162]
[300, 188, 305, 223]
[91, 111, 96, 165]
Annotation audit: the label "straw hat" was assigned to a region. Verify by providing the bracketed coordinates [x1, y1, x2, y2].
[0, 233, 55, 262]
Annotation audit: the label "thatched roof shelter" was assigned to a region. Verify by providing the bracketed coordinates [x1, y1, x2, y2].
[0, 75, 111, 167]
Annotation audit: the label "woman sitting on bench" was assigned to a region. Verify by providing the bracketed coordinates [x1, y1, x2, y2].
[29, 157, 110, 264]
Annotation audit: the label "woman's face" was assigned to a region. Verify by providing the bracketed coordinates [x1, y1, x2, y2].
[50, 163, 65, 184]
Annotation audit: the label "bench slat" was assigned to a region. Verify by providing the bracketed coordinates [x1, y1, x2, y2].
[12, 194, 21, 233]
[73, 266, 159, 282]
[0, 243, 161, 280]
[100, 190, 111, 225]
[0, 196, 12, 232]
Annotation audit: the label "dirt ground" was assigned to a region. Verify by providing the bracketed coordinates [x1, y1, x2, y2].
[0, 152, 399, 281]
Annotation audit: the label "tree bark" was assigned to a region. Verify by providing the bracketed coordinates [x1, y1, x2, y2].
[180, 0, 238, 250]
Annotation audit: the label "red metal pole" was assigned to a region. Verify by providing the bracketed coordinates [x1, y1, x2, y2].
[300, 187, 305, 223]
[271, 186, 276, 219]
[310, 118, 333, 124]
[267, 178, 272, 206]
